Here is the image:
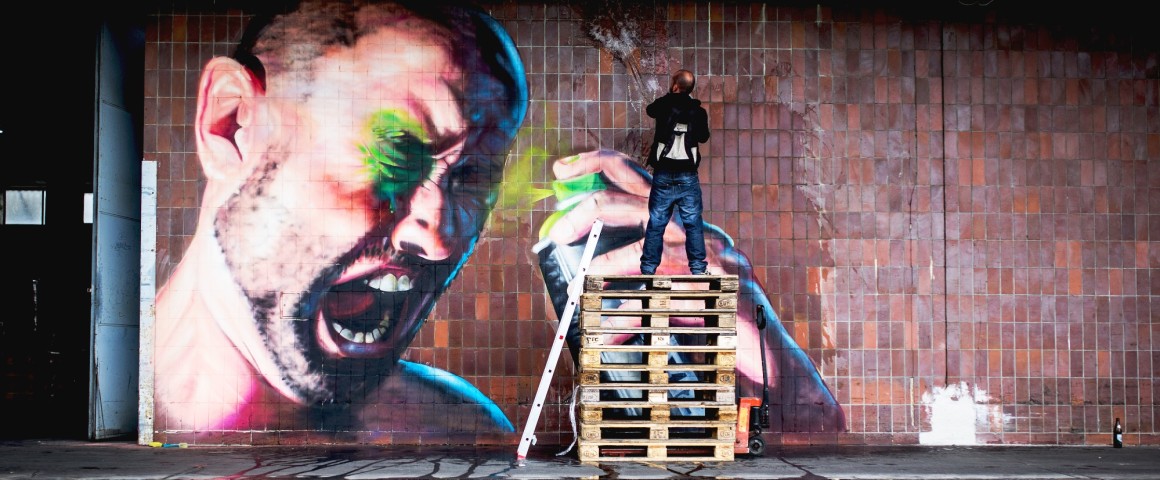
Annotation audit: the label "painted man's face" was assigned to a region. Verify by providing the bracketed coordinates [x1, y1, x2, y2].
[212, 23, 500, 405]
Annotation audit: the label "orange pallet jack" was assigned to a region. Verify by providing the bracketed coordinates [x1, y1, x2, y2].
[735, 304, 771, 456]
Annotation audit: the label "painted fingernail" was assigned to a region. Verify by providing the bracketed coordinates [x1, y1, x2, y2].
[562, 154, 580, 164]
[552, 173, 607, 202]
[550, 218, 576, 242]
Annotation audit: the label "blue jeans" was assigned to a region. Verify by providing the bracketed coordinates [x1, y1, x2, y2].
[639, 170, 707, 274]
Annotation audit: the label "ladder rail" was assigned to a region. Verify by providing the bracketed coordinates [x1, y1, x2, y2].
[515, 219, 604, 461]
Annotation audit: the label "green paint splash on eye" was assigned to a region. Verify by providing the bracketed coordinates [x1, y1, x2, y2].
[360, 110, 435, 212]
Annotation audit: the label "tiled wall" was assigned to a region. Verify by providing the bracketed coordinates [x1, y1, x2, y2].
[144, 1, 1158, 446]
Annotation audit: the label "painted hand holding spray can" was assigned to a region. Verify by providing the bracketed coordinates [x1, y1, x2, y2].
[532, 166, 703, 411]
[532, 170, 646, 366]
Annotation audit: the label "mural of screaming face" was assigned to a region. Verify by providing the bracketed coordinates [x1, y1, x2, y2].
[153, 0, 526, 435]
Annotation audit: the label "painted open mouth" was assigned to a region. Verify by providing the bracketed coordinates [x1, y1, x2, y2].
[313, 250, 416, 358]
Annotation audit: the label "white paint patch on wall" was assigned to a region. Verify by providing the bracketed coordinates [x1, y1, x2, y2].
[919, 382, 1007, 445]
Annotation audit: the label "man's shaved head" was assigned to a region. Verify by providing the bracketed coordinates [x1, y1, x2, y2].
[672, 69, 695, 93]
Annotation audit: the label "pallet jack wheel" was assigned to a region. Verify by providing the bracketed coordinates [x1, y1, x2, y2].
[747, 436, 766, 456]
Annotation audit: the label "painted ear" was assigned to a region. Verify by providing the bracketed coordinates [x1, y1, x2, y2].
[194, 57, 263, 181]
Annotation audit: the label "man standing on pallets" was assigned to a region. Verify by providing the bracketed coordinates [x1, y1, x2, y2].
[640, 69, 712, 277]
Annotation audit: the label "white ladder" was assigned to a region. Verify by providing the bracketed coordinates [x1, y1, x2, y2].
[515, 219, 603, 462]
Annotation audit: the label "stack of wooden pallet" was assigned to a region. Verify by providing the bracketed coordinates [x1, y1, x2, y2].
[575, 273, 740, 463]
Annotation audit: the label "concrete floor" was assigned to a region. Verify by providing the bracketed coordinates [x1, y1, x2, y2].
[2, 439, 1159, 479]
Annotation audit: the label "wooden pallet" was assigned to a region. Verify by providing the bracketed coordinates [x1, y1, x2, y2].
[580, 420, 736, 441]
[579, 347, 736, 369]
[578, 440, 734, 463]
[581, 291, 737, 310]
[581, 326, 736, 348]
[578, 383, 735, 404]
[585, 274, 739, 293]
[579, 309, 736, 329]
[578, 367, 736, 386]
[580, 403, 739, 423]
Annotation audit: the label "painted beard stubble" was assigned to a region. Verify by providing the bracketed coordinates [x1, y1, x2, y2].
[213, 156, 339, 404]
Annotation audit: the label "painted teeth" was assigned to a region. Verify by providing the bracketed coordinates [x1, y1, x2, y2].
[333, 317, 391, 344]
[367, 273, 413, 292]
[330, 273, 411, 344]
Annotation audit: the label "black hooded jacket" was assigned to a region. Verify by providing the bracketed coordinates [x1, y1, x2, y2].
[646, 92, 710, 173]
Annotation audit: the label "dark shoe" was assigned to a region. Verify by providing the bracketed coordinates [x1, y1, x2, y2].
[641, 268, 656, 275]
[692, 270, 711, 275]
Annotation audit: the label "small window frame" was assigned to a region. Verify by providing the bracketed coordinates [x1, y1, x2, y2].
[3, 188, 48, 225]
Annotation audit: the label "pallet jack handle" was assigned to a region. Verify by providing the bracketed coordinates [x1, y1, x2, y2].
[755, 304, 771, 429]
